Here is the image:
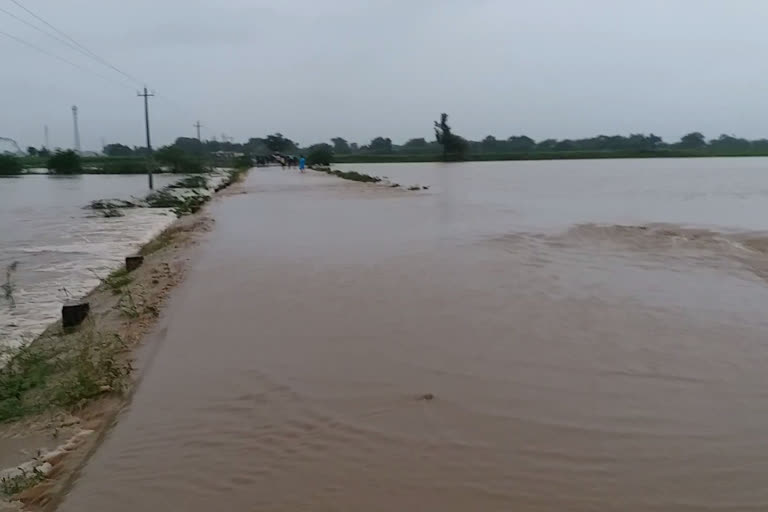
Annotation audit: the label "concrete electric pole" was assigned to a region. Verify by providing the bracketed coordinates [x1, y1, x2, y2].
[137, 86, 155, 189]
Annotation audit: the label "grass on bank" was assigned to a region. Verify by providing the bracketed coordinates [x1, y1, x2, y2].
[92, 267, 132, 294]
[0, 323, 131, 423]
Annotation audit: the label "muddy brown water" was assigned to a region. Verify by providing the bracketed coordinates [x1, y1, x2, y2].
[58, 161, 768, 511]
[0, 174, 182, 349]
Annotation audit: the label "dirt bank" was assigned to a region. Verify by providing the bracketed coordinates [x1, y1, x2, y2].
[0, 176, 245, 511]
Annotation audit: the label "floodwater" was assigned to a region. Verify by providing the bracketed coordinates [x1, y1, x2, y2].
[59, 159, 768, 511]
[0, 174, 180, 349]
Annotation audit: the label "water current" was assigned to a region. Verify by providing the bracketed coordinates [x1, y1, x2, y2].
[37, 158, 768, 511]
[0, 174, 180, 349]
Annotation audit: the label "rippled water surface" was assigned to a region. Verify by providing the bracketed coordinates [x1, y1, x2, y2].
[57, 159, 768, 511]
[0, 174, 180, 347]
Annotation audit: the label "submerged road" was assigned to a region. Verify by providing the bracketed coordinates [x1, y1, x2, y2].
[59, 168, 768, 511]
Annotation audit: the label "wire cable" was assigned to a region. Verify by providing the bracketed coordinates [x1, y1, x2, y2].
[6, 0, 143, 86]
[0, 28, 135, 91]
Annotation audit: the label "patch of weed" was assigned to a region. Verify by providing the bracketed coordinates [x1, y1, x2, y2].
[139, 227, 178, 256]
[1, 467, 45, 498]
[54, 330, 130, 407]
[0, 343, 56, 422]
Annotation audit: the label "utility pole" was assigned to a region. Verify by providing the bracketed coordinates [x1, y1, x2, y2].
[43, 125, 49, 150]
[71, 106, 81, 153]
[194, 121, 202, 142]
[137, 87, 155, 189]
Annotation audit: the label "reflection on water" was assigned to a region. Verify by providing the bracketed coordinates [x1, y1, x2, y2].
[58, 161, 768, 511]
[0, 175, 181, 348]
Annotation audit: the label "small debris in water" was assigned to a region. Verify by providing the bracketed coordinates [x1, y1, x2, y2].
[419, 393, 435, 401]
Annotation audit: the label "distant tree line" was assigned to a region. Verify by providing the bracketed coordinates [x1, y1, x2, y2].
[100, 129, 768, 162]
[17, 113, 768, 168]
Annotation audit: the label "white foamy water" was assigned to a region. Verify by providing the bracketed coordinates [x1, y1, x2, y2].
[0, 174, 184, 349]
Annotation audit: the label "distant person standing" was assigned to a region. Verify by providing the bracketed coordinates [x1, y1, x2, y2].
[299, 155, 306, 173]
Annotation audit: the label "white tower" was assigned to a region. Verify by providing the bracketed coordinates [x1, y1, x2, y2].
[72, 105, 81, 153]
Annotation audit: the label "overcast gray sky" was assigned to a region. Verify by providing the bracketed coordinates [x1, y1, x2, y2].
[3, 0, 768, 150]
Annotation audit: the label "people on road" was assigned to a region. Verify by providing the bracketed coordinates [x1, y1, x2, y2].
[299, 155, 306, 173]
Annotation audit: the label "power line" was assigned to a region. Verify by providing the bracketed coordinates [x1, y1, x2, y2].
[6, 0, 143, 86]
[0, 28, 134, 91]
[0, 5, 102, 68]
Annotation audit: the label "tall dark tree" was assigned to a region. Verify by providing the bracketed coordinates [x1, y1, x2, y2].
[331, 137, 351, 154]
[369, 137, 393, 154]
[678, 132, 707, 149]
[26, 147, 38, 157]
[434, 113, 467, 160]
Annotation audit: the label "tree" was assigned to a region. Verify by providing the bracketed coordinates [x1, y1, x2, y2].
[103, 143, 133, 157]
[155, 145, 203, 173]
[481, 135, 500, 152]
[173, 137, 203, 154]
[47, 150, 81, 174]
[331, 137, 351, 154]
[0, 154, 23, 175]
[401, 138, 430, 154]
[350, 142, 359, 152]
[709, 134, 750, 151]
[554, 139, 576, 151]
[678, 132, 707, 149]
[434, 113, 467, 160]
[369, 137, 393, 154]
[403, 138, 427, 148]
[38, 147, 51, 157]
[306, 143, 334, 166]
[507, 136, 536, 152]
[536, 139, 558, 151]
[26, 147, 38, 157]
[265, 133, 296, 153]
[246, 137, 268, 155]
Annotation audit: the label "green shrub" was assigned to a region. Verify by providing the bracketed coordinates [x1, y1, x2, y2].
[99, 159, 147, 174]
[0, 154, 23, 175]
[47, 150, 82, 174]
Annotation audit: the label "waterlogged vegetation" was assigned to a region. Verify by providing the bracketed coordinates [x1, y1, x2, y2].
[311, 166, 430, 190]
[86, 167, 247, 218]
[314, 167, 382, 183]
